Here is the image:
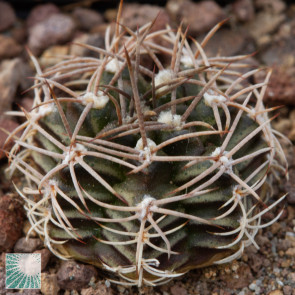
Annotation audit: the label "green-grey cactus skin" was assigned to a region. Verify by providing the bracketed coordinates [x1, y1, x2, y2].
[7, 18, 286, 287]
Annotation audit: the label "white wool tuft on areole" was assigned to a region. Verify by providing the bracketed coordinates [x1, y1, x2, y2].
[105, 59, 123, 73]
[38, 103, 55, 117]
[158, 110, 182, 129]
[135, 138, 157, 163]
[211, 147, 222, 158]
[204, 91, 226, 107]
[81, 91, 109, 109]
[135, 138, 156, 151]
[154, 69, 174, 94]
[180, 55, 195, 68]
[62, 143, 87, 165]
[137, 195, 157, 220]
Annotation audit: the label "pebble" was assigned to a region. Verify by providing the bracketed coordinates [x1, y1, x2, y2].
[26, 3, 59, 28]
[41, 273, 59, 295]
[0, 35, 22, 60]
[0, 119, 19, 158]
[0, 58, 32, 112]
[57, 260, 98, 290]
[121, 3, 170, 32]
[28, 13, 76, 55]
[0, 267, 5, 293]
[14, 237, 43, 253]
[276, 238, 292, 252]
[70, 33, 104, 57]
[284, 170, 295, 204]
[73, 7, 104, 31]
[268, 290, 283, 295]
[0, 1, 16, 32]
[0, 195, 24, 251]
[285, 248, 295, 257]
[198, 28, 254, 57]
[20, 97, 34, 113]
[11, 26, 28, 44]
[245, 11, 285, 44]
[81, 282, 113, 295]
[34, 248, 51, 271]
[166, 0, 225, 35]
[249, 281, 260, 293]
[261, 35, 295, 67]
[222, 264, 254, 289]
[232, 0, 255, 22]
[39, 45, 70, 68]
[281, 259, 291, 268]
[170, 283, 187, 295]
[248, 253, 263, 273]
[254, 67, 295, 106]
[271, 223, 281, 235]
[255, 0, 286, 14]
[283, 285, 293, 295]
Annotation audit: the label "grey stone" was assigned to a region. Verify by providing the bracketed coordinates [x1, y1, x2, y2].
[28, 13, 76, 55]
[57, 260, 98, 290]
[0, 2, 16, 32]
[14, 237, 43, 253]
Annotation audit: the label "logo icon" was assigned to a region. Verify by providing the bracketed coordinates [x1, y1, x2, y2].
[5, 253, 41, 289]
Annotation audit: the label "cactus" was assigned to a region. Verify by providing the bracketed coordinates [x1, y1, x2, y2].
[6, 6, 287, 287]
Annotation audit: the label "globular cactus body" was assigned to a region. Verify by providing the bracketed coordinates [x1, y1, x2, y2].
[7, 9, 287, 287]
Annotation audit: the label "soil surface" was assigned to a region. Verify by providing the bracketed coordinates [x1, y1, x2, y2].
[0, 0, 294, 294]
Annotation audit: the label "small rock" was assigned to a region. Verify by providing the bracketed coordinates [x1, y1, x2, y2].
[222, 263, 253, 289]
[284, 170, 295, 204]
[248, 253, 263, 273]
[57, 260, 98, 290]
[261, 38, 295, 66]
[283, 285, 293, 295]
[0, 35, 22, 60]
[281, 259, 291, 268]
[254, 66, 295, 106]
[166, 0, 225, 36]
[34, 249, 51, 271]
[170, 283, 187, 295]
[20, 97, 34, 112]
[73, 8, 104, 31]
[81, 282, 113, 295]
[271, 222, 281, 235]
[28, 14, 76, 55]
[0, 2, 16, 32]
[246, 11, 285, 44]
[198, 28, 254, 57]
[11, 26, 28, 44]
[0, 195, 24, 251]
[268, 290, 283, 295]
[277, 238, 292, 252]
[255, 0, 286, 14]
[0, 267, 5, 293]
[70, 33, 104, 57]
[41, 273, 59, 295]
[39, 45, 70, 68]
[121, 4, 171, 32]
[285, 248, 295, 257]
[0, 58, 32, 113]
[26, 3, 60, 28]
[0, 119, 19, 158]
[14, 237, 43, 253]
[232, 0, 255, 22]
